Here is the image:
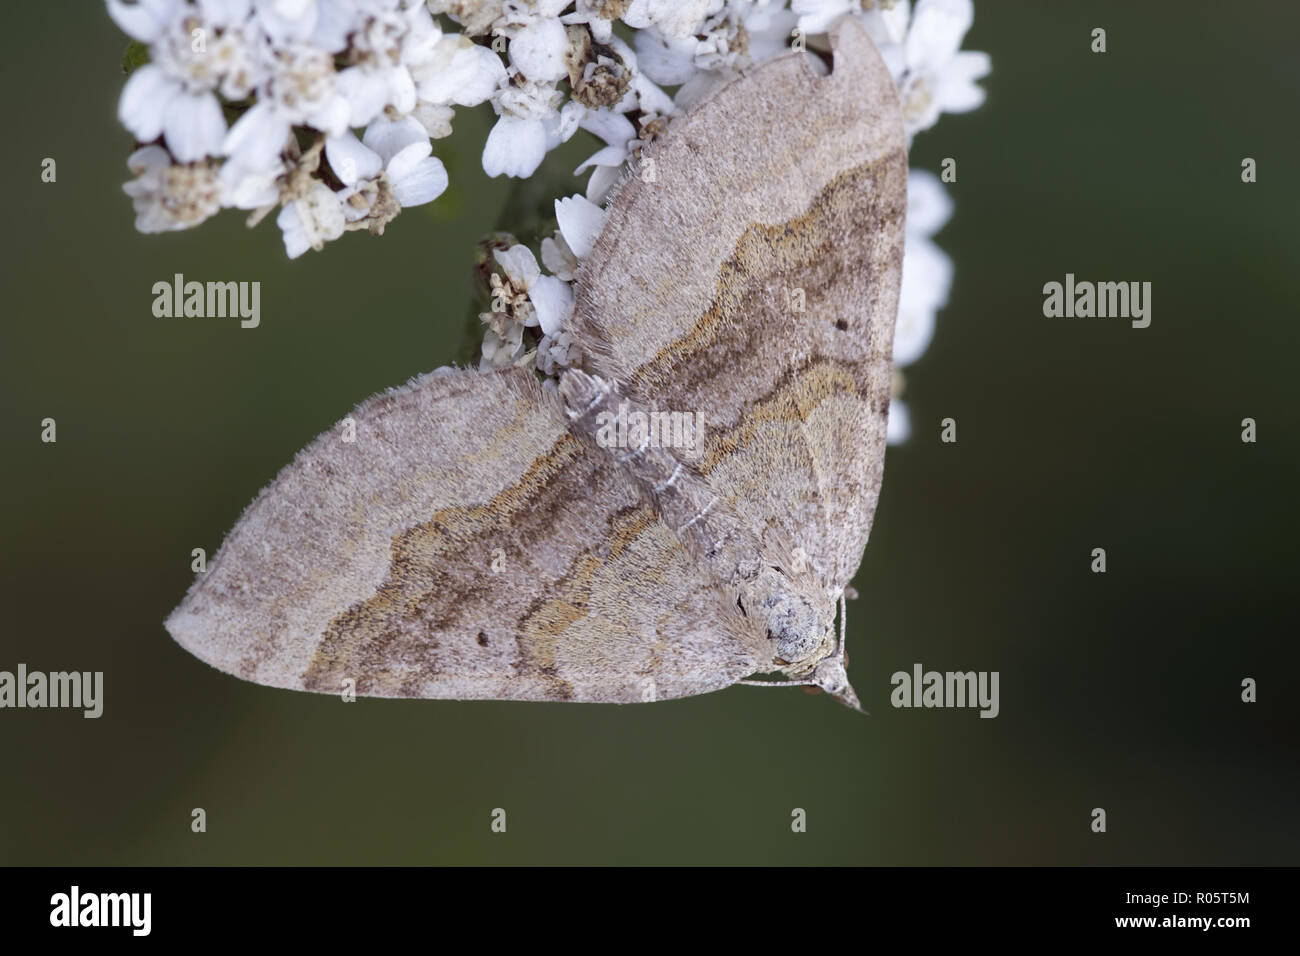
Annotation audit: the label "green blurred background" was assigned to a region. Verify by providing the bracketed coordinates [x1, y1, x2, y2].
[2, 2, 1296, 865]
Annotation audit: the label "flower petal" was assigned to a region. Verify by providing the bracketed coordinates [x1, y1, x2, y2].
[390, 156, 448, 207]
[482, 116, 547, 178]
[585, 163, 622, 205]
[385, 140, 434, 183]
[418, 40, 505, 106]
[325, 131, 382, 186]
[305, 95, 351, 139]
[906, 0, 973, 73]
[336, 66, 390, 128]
[934, 50, 991, 114]
[107, 0, 178, 43]
[791, 0, 853, 35]
[118, 64, 180, 143]
[886, 398, 911, 445]
[222, 100, 290, 169]
[509, 19, 569, 83]
[529, 275, 574, 336]
[388, 66, 417, 116]
[580, 110, 635, 147]
[198, 0, 250, 24]
[623, 0, 712, 38]
[163, 91, 227, 162]
[219, 157, 281, 209]
[554, 194, 605, 259]
[574, 144, 627, 175]
[905, 169, 953, 237]
[895, 237, 951, 365]
[124, 144, 171, 178]
[633, 27, 698, 86]
[362, 115, 429, 165]
[494, 245, 540, 288]
[309, 0, 353, 52]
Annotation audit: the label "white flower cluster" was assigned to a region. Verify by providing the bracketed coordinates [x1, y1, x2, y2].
[459, 0, 987, 446]
[108, 0, 988, 442]
[110, 0, 494, 253]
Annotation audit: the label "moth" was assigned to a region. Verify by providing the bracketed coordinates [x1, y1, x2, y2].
[166, 19, 907, 710]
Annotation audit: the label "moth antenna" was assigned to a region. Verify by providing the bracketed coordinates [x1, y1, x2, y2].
[827, 591, 867, 714]
[838, 590, 847, 659]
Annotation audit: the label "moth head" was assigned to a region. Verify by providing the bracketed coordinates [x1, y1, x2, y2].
[763, 589, 835, 673]
[762, 585, 862, 711]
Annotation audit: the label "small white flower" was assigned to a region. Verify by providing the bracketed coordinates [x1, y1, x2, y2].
[536, 327, 578, 375]
[482, 76, 564, 177]
[894, 170, 953, 366]
[897, 0, 989, 137]
[414, 34, 505, 107]
[276, 180, 346, 257]
[328, 115, 449, 209]
[493, 244, 573, 335]
[222, 45, 350, 170]
[122, 145, 223, 232]
[333, 0, 441, 126]
[641, 3, 796, 109]
[109, 0, 274, 161]
[480, 322, 527, 369]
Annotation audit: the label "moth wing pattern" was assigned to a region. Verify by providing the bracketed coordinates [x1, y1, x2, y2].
[570, 17, 908, 592]
[166, 367, 767, 702]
